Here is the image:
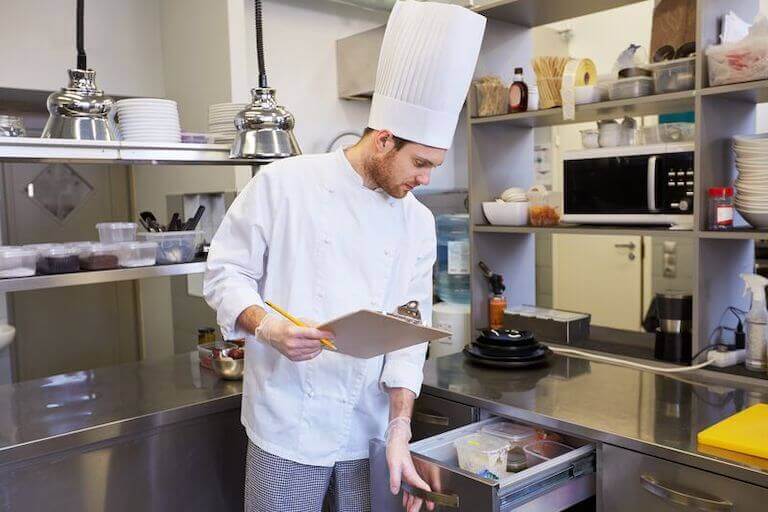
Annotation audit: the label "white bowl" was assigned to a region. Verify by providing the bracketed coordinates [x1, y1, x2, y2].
[0, 324, 15, 351]
[483, 201, 529, 226]
[737, 208, 768, 228]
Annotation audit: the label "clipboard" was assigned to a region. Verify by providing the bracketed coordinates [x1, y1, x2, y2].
[317, 309, 451, 359]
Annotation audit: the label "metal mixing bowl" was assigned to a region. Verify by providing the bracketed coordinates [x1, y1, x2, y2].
[211, 347, 244, 380]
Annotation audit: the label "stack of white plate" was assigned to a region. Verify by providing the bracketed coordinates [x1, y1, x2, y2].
[734, 134, 768, 227]
[115, 99, 181, 143]
[208, 103, 247, 144]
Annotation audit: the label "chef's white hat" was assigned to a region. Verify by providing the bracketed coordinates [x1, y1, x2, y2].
[368, 1, 486, 150]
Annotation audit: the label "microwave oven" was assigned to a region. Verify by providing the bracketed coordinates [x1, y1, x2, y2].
[562, 143, 695, 228]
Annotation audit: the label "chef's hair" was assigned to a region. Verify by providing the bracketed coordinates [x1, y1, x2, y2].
[363, 127, 409, 150]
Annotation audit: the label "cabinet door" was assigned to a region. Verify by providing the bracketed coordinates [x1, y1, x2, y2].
[602, 444, 768, 511]
[412, 394, 478, 441]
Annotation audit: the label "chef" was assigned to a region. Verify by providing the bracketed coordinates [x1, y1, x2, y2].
[204, 2, 485, 511]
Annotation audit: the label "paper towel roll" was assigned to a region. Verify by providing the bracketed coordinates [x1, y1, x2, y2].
[560, 58, 598, 120]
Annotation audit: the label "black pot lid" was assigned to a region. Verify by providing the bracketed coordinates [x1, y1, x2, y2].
[466, 343, 550, 362]
[477, 328, 535, 346]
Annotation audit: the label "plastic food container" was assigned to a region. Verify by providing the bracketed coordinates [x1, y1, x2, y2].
[96, 222, 137, 243]
[574, 85, 601, 105]
[0, 247, 37, 278]
[138, 231, 202, 264]
[580, 129, 599, 148]
[117, 241, 158, 267]
[33, 245, 80, 274]
[75, 242, 121, 270]
[454, 433, 510, 480]
[527, 187, 561, 226]
[707, 39, 768, 86]
[608, 76, 654, 100]
[643, 122, 695, 144]
[647, 57, 695, 93]
[482, 422, 537, 448]
[523, 440, 574, 467]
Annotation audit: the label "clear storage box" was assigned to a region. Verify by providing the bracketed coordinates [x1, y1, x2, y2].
[117, 241, 158, 267]
[647, 57, 695, 93]
[73, 242, 121, 270]
[608, 76, 654, 100]
[527, 187, 561, 226]
[523, 440, 574, 467]
[707, 37, 768, 86]
[481, 422, 537, 448]
[454, 433, 510, 480]
[0, 247, 37, 278]
[138, 231, 202, 264]
[32, 245, 80, 274]
[643, 122, 695, 144]
[96, 222, 137, 243]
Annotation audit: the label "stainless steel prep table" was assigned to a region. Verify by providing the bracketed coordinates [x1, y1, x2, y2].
[406, 352, 768, 511]
[0, 352, 245, 511]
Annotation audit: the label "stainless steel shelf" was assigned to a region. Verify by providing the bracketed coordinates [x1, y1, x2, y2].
[472, 224, 696, 237]
[470, 91, 696, 127]
[0, 138, 259, 166]
[474, 0, 646, 27]
[0, 262, 206, 292]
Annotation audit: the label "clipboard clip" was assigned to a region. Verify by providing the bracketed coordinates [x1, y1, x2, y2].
[386, 300, 422, 326]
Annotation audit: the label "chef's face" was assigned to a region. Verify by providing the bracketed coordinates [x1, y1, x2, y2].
[367, 132, 446, 198]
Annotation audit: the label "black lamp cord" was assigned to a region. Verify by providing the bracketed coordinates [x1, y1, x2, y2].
[255, 0, 268, 88]
[76, 0, 87, 70]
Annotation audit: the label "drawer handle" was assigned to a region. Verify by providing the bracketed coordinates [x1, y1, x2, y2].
[402, 483, 459, 509]
[640, 474, 734, 511]
[413, 412, 450, 426]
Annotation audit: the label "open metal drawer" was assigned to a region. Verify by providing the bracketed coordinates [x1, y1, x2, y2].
[370, 417, 595, 511]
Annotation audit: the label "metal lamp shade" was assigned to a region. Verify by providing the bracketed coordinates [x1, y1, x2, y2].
[230, 88, 301, 162]
[42, 69, 116, 141]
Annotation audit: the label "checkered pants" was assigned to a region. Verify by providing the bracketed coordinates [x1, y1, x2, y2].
[244, 441, 371, 512]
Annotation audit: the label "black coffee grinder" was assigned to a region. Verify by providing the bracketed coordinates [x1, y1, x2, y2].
[654, 291, 693, 364]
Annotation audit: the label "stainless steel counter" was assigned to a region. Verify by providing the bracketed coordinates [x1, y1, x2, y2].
[422, 353, 768, 489]
[0, 352, 242, 466]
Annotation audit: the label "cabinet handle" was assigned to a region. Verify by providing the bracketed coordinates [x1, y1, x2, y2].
[614, 242, 636, 250]
[640, 474, 733, 511]
[413, 412, 450, 426]
[402, 483, 459, 509]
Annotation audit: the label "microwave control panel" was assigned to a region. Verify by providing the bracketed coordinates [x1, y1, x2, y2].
[662, 160, 695, 213]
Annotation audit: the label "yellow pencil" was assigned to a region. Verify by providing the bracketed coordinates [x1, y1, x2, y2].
[265, 300, 338, 351]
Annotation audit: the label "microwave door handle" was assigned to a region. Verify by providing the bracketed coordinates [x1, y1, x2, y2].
[647, 155, 658, 212]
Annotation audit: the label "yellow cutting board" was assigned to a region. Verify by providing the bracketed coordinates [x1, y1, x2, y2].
[697, 404, 768, 460]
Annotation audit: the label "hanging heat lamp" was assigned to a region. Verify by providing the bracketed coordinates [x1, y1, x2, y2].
[42, 0, 116, 141]
[230, 0, 301, 161]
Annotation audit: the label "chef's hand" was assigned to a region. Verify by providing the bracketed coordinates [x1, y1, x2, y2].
[386, 417, 435, 512]
[255, 313, 333, 362]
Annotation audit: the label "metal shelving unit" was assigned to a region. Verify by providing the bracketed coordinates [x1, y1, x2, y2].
[0, 262, 207, 293]
[468, 0, 766, 361]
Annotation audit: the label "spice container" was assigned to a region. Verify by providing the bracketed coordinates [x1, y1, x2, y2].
[138, 231, 202, 264]
[608, 76, 654, 100]
[454, 433, 510, 480]
[117, 241, 158, 267]
[527, 186, 561, 226]
[76, 242, 121, 270]
[0, 247, 37, 278]
[708, 187, 734, 230]
[482, 422, 537, 448]
[647, 57, 695, 93]
[96, 222, 137, 243]
[33, 246, 80, 274]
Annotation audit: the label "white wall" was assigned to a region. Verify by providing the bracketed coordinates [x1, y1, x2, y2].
[0, 0, 165, 97]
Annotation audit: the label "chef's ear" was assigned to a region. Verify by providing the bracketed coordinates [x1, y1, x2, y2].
[372, 129, 397, 153]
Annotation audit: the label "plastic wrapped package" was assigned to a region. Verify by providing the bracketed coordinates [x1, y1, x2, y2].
[707, 16, 768, 86]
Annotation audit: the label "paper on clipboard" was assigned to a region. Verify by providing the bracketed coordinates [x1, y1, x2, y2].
[317, 310, 451, 359]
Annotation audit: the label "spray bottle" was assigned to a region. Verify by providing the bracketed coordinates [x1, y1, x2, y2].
[740, 273, 768, 371]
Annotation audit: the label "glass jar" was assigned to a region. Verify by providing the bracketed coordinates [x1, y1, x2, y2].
[708, 187, 734, 230]
[0, 115, 26, 137]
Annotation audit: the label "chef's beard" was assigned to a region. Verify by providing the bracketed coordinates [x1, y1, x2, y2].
[365, 151, 409, 199]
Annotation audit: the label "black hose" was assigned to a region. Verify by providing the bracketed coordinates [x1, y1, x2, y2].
[76, 0, 87, 69]
[255, 0, 268, 88]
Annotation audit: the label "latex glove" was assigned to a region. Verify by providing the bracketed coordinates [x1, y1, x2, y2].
[255, 312, 333, 362]
[386, 417, 434, 512]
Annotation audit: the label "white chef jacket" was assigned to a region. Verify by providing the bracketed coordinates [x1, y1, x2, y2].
[203, 148, 436, 466]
